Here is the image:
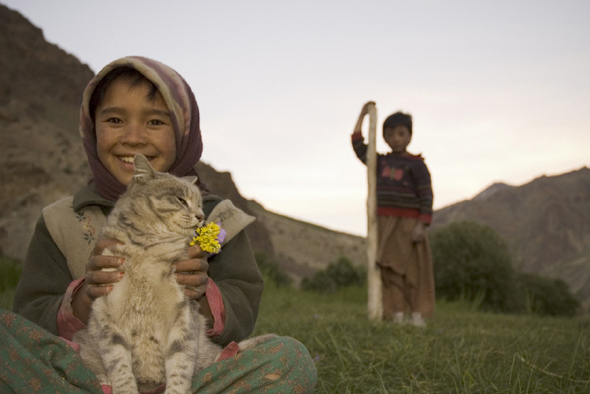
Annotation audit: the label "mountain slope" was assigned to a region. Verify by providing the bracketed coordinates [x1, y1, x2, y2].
[0, 4, 93, 259]
[432, 167, 590, 308]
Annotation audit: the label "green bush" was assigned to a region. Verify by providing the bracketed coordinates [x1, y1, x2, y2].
[431, 221, 520, 313]
[255, 252, 293, 288]
[301, 270, 337, 294]
[0, 255, 22, 293]
[301, 256, 366, 293]
[517, 272, 579, 317]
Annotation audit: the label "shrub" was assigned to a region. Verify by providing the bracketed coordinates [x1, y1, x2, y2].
[301, 256, 366, 293]
[0, 255, 22, 293]
[517, 272, 579, 317]
[255, 252, 293, 288]
[431, 221, 520, 312]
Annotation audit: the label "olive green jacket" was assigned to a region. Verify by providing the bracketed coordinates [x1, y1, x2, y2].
[13, 184, 264, 347]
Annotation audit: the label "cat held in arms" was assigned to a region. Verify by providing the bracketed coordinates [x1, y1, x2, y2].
[73, 154, 275, 394]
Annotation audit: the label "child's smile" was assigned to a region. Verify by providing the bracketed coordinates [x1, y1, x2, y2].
[95, 78, 176, 185]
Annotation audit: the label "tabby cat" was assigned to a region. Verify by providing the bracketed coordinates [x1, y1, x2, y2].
[73, 154, 273, 394]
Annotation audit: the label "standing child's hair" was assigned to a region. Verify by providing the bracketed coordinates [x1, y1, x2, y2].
[383, 111, 413, 135]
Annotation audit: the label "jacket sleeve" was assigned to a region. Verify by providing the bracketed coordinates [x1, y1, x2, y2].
[13, 216, 74, 336]
[206, 229, 263, 346]
[201, 195, 264, 346]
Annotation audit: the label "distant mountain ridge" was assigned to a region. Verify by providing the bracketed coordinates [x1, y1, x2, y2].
[1, 4, 588, 308]
[432, 167, 590, 310]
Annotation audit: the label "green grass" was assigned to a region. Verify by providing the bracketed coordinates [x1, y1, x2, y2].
[253, 282, 590, 393]
[1, 261, 588, 393]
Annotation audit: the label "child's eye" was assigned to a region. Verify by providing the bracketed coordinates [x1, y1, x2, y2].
[148, 119, 164, 126]
[107, 118, 122, 124]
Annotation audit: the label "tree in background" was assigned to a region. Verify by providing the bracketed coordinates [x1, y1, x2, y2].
[301, 256, 366, 293]
[431, 221, 580, 316]
[430, 221, 520, 312]
[517, 272, 579, 317]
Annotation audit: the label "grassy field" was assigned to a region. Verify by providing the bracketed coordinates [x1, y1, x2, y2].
[2, 260, 589, 393]
[253, 282, 590, 393]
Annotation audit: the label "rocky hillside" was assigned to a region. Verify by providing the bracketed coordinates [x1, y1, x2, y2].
[0, 4, 94, 259]
[0, 4, 366, 283]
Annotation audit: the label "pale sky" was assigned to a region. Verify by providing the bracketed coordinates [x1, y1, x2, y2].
[3, 0, 589, 236]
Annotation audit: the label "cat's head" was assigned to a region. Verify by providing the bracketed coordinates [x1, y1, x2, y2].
[123, 154, 205, 234]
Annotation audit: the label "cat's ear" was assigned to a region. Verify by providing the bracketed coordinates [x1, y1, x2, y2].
[182, 175, 199, 185]
[133, 154, 155, 182]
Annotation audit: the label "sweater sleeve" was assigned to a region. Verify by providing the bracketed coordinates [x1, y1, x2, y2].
[13, 216, 74, 336]
[351, 131, 368, 164]
[411, 160, 434, 224]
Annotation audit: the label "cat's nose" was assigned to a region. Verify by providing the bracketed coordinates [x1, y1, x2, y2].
[196, 211, 205, 222]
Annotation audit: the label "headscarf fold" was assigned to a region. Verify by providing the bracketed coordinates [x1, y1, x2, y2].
[80, 56, 203, 201]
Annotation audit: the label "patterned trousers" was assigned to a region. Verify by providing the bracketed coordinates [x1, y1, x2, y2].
[0, 309, 317, 393]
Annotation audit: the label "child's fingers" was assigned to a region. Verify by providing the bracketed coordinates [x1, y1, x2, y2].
[183, 284, 207, 301]
[88, 268, 122, 284]
[85, 283, 114, 300]
[186, 244, 207, 259]
[174, 257, 208, 274]
[87, 254, 124, 272]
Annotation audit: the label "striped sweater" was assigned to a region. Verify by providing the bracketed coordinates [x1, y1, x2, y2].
[352, 132, 433, 224]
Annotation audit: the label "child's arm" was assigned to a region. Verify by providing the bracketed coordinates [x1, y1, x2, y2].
[12, 217, 73, 336]
[353, 101, 375, 134]
[351, 101, 376, 164]
[409, 160, 433, 242]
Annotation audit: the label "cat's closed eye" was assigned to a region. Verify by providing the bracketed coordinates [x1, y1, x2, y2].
[177, 196, 188, 206]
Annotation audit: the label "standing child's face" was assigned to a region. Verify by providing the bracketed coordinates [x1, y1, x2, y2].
[383, 125, 411, 153]
[95, 78, 176, 186]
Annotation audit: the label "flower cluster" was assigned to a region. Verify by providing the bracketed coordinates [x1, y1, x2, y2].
[190, 222, 226, 254]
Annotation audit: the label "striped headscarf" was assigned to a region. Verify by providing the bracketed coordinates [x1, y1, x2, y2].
[80, 56, 202, 201]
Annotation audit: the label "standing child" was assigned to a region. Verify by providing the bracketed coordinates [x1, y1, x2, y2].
[351, 101, 435, 326]
[5, 56, 316, 393]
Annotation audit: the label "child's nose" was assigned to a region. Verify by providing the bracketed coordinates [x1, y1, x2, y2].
[120, 124, 148, 145]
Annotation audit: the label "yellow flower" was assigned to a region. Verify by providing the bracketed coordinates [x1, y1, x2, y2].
[190, 222, 223, 254]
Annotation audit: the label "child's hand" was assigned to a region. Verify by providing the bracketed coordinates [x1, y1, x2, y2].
[361, 101, 376, 116]
[412, 222, 427, 243]
[72, 238, 124, 324]
[84, 238, 125, 300]
[354, 101, 376, 133]
[174, 244, 209, 301]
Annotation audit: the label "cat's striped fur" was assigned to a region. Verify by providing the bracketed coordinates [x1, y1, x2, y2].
[73, 154, 273, 394]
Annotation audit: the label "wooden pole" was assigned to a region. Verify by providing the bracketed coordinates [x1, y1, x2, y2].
[366, 102, 383, 321]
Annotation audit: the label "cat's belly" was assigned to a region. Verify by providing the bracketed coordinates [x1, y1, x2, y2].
[107, 273, 186, 330]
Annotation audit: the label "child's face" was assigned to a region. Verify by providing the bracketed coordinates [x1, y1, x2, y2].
[383, 125, 411, 153]
[95, 78, 176, 186]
